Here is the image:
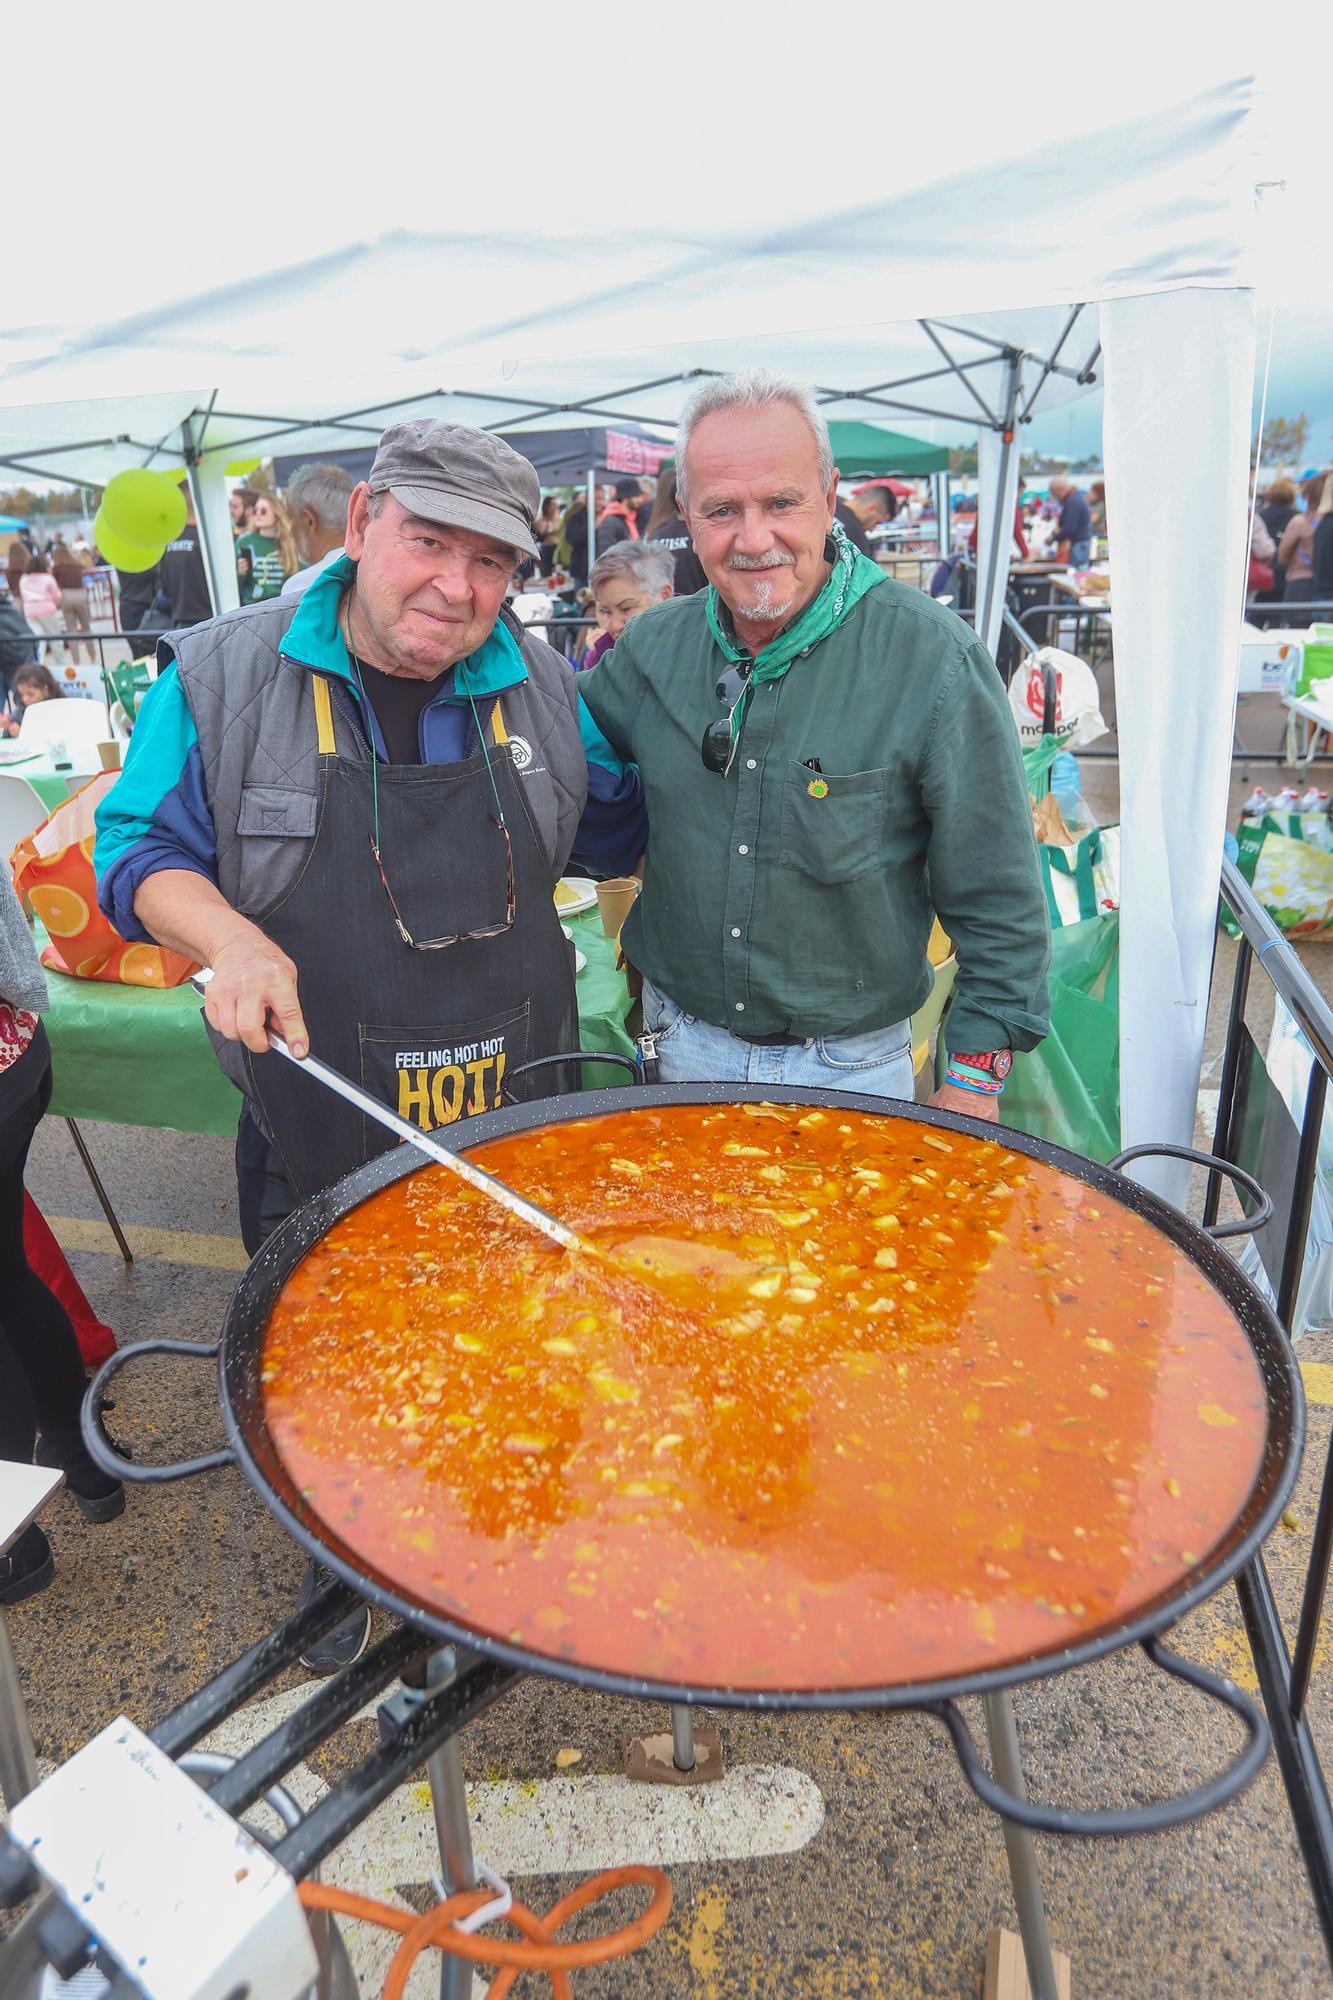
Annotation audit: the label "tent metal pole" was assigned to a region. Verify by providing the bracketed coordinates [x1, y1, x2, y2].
[813, 387, 1009, 426]
[0, 457, 103, 490]
[184, 407, 239, 617]
[586, 466, 596, 586]
[933, 472, 951, 558]
[1018, 305, 1085, 423]
[919, 321, 999, 428]
[928, 319, 1014, 354]
[0, 435, 133, 461]
[815, 353, 999, 404]
[976, 350, 1023, 658]
[210, 392, 681, 461]
[487, 402, 678, 431]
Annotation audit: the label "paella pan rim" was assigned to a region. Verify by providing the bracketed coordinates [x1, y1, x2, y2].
[221, 1082, 1305, 1712]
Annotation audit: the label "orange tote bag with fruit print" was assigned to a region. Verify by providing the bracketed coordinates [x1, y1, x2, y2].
[11, 773, 199, 988]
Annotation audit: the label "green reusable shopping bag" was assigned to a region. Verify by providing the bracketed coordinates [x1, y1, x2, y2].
[1022, 735, 1063, 798]
[1001, 911, 1121, 1163]
[1295, 624, 1333, 697]
[1039, 830, 1103, 927]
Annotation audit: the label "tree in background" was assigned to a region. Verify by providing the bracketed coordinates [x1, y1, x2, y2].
[1257, 413, 1309, 470]
[0, 484, 97, 518]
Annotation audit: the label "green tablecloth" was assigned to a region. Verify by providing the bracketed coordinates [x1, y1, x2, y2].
[43, 907, 635, 1134]
[6, 755, 101, 812]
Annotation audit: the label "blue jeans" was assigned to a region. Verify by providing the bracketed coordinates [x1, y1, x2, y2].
[642, 977, 915, 1101]
[1068, 538, 1091, 568]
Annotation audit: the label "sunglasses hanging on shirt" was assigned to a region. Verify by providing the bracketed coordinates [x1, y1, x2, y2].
[701, 657, 755, 776]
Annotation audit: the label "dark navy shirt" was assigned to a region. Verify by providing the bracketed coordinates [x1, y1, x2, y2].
[1058, 489, 1093, 545]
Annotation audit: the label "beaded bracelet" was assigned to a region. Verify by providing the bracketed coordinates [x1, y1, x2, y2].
[945, 1067, 1003, 1095]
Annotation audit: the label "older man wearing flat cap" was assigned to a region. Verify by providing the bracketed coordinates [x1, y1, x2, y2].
[95, 422, 616, 1665]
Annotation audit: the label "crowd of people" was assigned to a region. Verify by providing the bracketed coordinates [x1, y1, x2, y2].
[3, 529, 98, 672]
[1253, 470, 1333, 618]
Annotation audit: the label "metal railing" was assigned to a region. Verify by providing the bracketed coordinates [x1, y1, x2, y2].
[5, 626, 155, 666]
[1213, 857, 1333, 1962]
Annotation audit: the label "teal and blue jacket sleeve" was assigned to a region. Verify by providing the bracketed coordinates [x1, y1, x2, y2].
[571, 691, 647, 876]
[93, 664, 219, 943]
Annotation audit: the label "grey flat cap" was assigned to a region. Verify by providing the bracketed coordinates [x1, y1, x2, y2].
[368, 420, 540, 560]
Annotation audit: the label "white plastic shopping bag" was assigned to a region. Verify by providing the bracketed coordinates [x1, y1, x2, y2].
[1008, 647, 1107, 751]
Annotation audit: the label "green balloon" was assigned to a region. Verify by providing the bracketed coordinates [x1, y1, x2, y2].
[101, 468, 187, 546]
[94, 505, 163, 574]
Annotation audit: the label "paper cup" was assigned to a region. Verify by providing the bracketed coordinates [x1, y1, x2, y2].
[96, 740, 122, 772]
[597, 877, 640, 939]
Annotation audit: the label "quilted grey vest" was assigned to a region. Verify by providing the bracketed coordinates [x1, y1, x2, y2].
[165, 597, 588, 922]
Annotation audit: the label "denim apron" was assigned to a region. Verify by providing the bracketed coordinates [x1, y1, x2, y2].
[243, 673, 577, 1199]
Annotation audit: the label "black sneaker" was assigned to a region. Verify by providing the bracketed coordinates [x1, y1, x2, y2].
[34, 1432, 126, 1524]
[0, 1524, 55, 1605]
[295, 1560, 371, 1674]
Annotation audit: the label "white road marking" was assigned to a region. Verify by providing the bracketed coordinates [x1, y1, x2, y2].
[199, 1681, 825, 1999]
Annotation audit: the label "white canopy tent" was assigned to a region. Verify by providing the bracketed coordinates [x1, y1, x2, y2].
[0, 64, 1263, 1202]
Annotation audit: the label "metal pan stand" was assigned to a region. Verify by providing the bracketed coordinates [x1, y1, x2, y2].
[0, 1584, 520, 2000]
[0, 1580, 1276, 1999]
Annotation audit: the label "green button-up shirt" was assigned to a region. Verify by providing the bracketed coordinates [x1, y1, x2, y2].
[578, 577, 1050, 1053]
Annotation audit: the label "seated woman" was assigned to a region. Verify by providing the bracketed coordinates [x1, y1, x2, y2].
[580, 541, 675, 671]
[2, 662, 64, 737]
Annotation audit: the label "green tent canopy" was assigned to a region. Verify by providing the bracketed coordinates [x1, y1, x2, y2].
[825, 421, 950, 476]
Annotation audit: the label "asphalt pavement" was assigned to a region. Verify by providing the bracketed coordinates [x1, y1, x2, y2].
[7, 713, 1333, 1998]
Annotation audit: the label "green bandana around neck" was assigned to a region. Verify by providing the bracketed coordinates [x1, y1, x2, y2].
[704, 520, 885, 739]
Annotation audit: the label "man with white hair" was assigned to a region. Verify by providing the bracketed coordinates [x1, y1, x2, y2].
[282, 461, 356, 596]
[577, 370, 1049, 1120]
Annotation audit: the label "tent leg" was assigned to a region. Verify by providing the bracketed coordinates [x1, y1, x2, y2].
[184, 422, 240, 616]
[933, 471, 951, 559]
[975, 351, 1023, 660]
[586, 464, 596, 593]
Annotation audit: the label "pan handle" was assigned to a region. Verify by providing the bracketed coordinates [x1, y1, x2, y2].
[81, 1340, 236, 1483]
[501, 1050, 641, 1103]
[1108, 1141, 1274, 1241]
[927, 1635, 1268, 1836]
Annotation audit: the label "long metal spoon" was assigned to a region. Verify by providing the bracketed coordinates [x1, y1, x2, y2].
[192, 972, 582, 1254]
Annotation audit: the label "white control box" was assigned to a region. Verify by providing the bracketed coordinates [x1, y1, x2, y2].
[7, 1718, 318, 2000]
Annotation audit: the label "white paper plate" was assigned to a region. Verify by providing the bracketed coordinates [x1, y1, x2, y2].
[558, 920, 590, 974]
[554, 876, 598, 917]
[560, 922, 589, 973]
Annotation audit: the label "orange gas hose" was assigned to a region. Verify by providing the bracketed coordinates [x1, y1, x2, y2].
[299, 1863, 672, 1999]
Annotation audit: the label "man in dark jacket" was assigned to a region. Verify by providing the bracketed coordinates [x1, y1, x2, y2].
[115, 564, 163, 644]
[1050, 476, 1093, 566]
[597, 479, 646, 555]
[156, 488, 213, 628]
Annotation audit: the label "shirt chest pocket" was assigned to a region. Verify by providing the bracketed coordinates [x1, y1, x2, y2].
[236, 786, 319, 840]
[778, 764, 890, 885]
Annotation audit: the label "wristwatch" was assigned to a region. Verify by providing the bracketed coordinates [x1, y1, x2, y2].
[951, 1049, 1013, 1080]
